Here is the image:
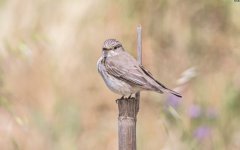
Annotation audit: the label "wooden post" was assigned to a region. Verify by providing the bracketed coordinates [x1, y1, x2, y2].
[117, 25, 142, 150]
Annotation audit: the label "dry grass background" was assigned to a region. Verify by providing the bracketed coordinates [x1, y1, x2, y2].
[0, 0, 240, 150]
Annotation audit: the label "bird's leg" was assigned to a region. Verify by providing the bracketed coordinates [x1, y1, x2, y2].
[115, 95, 124, 103]
[128, 94, 132, 99]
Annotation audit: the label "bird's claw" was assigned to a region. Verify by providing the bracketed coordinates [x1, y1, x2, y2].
[115, 96, 125, 103]
[128, 95, 132, 99]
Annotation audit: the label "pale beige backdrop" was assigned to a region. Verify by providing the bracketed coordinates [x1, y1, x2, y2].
[0, 0, 240, 150]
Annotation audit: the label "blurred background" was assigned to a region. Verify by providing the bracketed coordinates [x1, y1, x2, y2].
[0, 0, 240, 149]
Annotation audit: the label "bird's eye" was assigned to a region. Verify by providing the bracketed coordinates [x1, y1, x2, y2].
[103, 48, 108, 50]
[113, 45, 120, 50]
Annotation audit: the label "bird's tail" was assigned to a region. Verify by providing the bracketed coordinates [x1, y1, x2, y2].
[163, 88, 182, 98]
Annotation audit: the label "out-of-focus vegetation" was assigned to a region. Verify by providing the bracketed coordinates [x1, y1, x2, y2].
[0, 0, 240, 150]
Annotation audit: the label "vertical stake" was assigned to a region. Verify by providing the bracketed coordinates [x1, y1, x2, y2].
[117, 25, 142, 150]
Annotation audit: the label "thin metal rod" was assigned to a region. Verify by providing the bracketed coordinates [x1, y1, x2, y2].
[136, 25, 142, 113]
[137, 25, 142, 64]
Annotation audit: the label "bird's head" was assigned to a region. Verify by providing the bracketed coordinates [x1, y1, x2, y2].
[102, 39, 123, 51]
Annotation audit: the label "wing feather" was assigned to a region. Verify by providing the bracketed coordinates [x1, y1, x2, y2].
[105, 53, 148, 87]
[140, 65, 167, 89]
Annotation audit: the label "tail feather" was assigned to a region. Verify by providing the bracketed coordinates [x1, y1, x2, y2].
[164, 88, 182, 98]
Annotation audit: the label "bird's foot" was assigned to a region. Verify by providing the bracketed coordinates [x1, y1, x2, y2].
[127, 94, 132, 99]
[127, 94, 136, 99]
[115, 96, 125, 103]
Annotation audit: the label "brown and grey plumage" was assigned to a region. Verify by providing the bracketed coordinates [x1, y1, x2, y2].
[97, 39, 182, 98]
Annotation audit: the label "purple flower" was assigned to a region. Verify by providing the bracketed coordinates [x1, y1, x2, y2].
[194, 126, 211, 141]
[188, 104, 202, 119]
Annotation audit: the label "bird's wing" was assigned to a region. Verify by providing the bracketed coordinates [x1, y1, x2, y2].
[105, 52, 151, 87]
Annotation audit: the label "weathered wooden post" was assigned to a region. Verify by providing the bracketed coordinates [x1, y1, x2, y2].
[117, 25, 142, 150]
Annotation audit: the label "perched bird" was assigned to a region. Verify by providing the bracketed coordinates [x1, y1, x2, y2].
[97, 39, 182, 99]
